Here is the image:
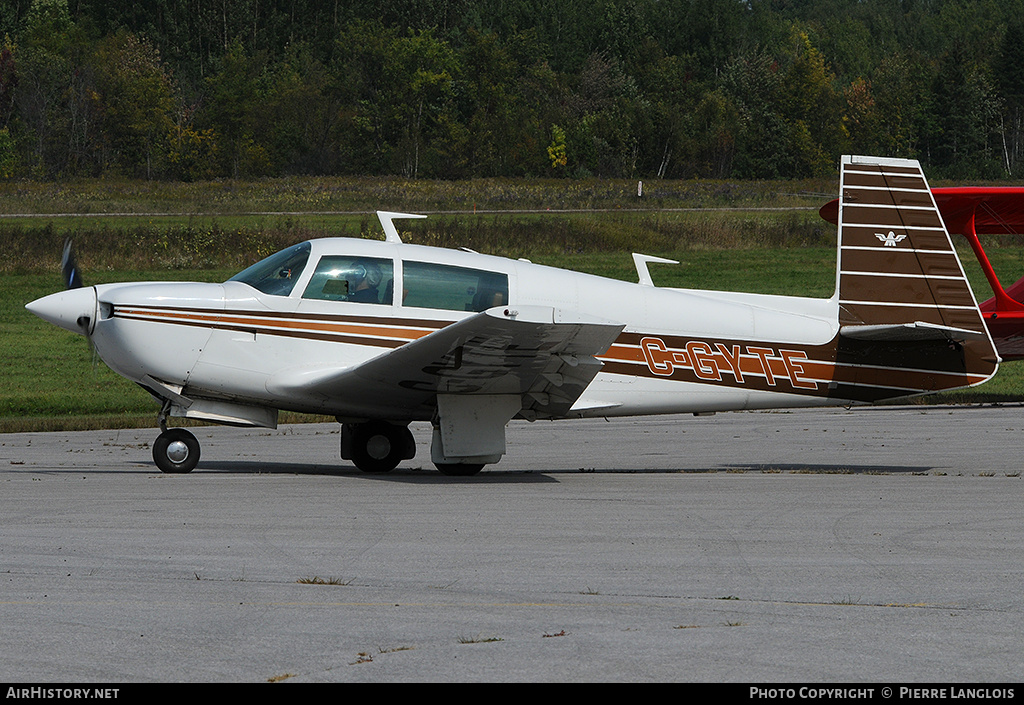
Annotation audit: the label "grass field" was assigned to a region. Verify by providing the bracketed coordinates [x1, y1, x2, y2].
[4, 175, 1024, 433]
[0, 175, 837, 215]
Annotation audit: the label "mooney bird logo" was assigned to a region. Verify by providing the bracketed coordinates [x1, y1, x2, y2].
[876, 231, 907, 247]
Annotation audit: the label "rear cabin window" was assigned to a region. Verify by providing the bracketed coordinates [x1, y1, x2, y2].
[301, 256, 394, 304]
[402, 261, 509, 312]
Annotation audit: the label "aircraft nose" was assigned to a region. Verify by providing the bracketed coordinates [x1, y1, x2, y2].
[25, 286, 98, 336]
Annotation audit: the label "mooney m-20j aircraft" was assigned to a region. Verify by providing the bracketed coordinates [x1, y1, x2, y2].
[27, 155, 1000, 475]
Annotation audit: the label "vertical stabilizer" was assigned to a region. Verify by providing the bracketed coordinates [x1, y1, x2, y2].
[833, 155, 998, 397]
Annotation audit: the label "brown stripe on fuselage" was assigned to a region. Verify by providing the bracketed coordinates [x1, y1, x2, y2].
[116, 308, 429, 342]
[599, 335, 987, 403]
[116, 304, 451, 331]
[112, 304, 448, 348]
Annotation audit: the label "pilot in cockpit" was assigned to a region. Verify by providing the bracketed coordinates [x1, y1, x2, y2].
[349, 260, 383, 303]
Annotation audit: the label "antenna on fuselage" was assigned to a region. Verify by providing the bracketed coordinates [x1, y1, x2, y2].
[377, 211, 428, 243]
[632, 253, 679, 287]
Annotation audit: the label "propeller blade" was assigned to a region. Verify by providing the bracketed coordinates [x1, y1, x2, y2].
[62, 239, 83, 289]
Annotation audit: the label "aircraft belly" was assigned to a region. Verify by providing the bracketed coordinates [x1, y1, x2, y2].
[573, 374, 839, 418]
[574, 375, 750, 416]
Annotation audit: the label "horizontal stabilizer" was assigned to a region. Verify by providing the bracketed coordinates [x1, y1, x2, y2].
[840, 322, 991, 342]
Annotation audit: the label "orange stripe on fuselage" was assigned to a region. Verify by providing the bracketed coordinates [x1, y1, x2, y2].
[114, 305, 441, 345]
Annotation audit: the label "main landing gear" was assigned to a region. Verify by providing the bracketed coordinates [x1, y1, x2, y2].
[341, 421, 485, 475]
[341, 421, 417, 474]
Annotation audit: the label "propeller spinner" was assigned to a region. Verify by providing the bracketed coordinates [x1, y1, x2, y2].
[25, 240, 96, 336]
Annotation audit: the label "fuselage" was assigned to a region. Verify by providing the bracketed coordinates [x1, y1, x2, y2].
[30, 216, 995, 428]
[48, 236, 845, 422]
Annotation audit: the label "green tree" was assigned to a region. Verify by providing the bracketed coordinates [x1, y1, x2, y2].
[780, 27, 847, 174]
[0, 35, 16, 129]
[16, 0, 97, 176]
[560, 52, 645, 177]
[722, 48, 798, 178]
[334, 23, 459, 178]
[856, 51, 929, 159]
[926, 42, 1003, 178]
[995, 20, 1024, 175]
[689, 89, 741, 179]
[456, 29, 550, 177]
[91, 30, 175, 178]
[331, 20, 398, 174]
[547, 124, 567, 171]
[259, 43, 338, 174]
[200, 38, 269, 177]
[383, 28, 459, 178]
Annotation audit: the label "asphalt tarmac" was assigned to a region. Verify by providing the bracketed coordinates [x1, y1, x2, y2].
[1, 405, 1022, 683]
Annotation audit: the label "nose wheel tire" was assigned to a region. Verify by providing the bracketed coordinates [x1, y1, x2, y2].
[153, 428, 200, 474]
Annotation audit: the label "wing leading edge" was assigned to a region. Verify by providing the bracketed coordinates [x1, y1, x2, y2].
[266, 306, 625, 421]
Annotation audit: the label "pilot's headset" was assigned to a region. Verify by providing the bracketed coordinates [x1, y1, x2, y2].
[351, 260, 383, 288]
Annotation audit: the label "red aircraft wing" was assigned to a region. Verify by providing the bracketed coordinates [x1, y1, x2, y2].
[820, 186, 1024, 360]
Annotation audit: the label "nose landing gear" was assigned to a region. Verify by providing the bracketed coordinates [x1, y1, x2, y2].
[153, 427, 200, 474]
[153, 401, 200, 473]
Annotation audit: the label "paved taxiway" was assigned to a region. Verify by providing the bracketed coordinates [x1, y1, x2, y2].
[1, 405, 1022, 682]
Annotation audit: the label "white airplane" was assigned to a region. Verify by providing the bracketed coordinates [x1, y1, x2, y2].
[26, 155, 1000, 475]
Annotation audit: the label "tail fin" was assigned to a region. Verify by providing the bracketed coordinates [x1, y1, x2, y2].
[833, 155, 998, 397]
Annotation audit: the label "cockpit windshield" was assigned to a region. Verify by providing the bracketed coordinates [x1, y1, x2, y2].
[227, 242, 311, 296]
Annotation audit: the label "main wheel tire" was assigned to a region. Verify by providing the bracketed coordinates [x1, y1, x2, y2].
[153, 428, 200, 474]
[350, 421, 406, 473]
[435, 463, 484, 477]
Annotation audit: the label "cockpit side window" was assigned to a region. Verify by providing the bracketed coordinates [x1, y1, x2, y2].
[227, 242, 311, 297]
[403, 261, 509, 312]
[301, 256, 394, 304]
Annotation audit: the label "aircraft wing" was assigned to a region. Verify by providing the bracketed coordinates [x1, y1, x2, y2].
[930, 187, 1024, 235]
[266, 306, 625, 420]
[820, 186, 1024, 235]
